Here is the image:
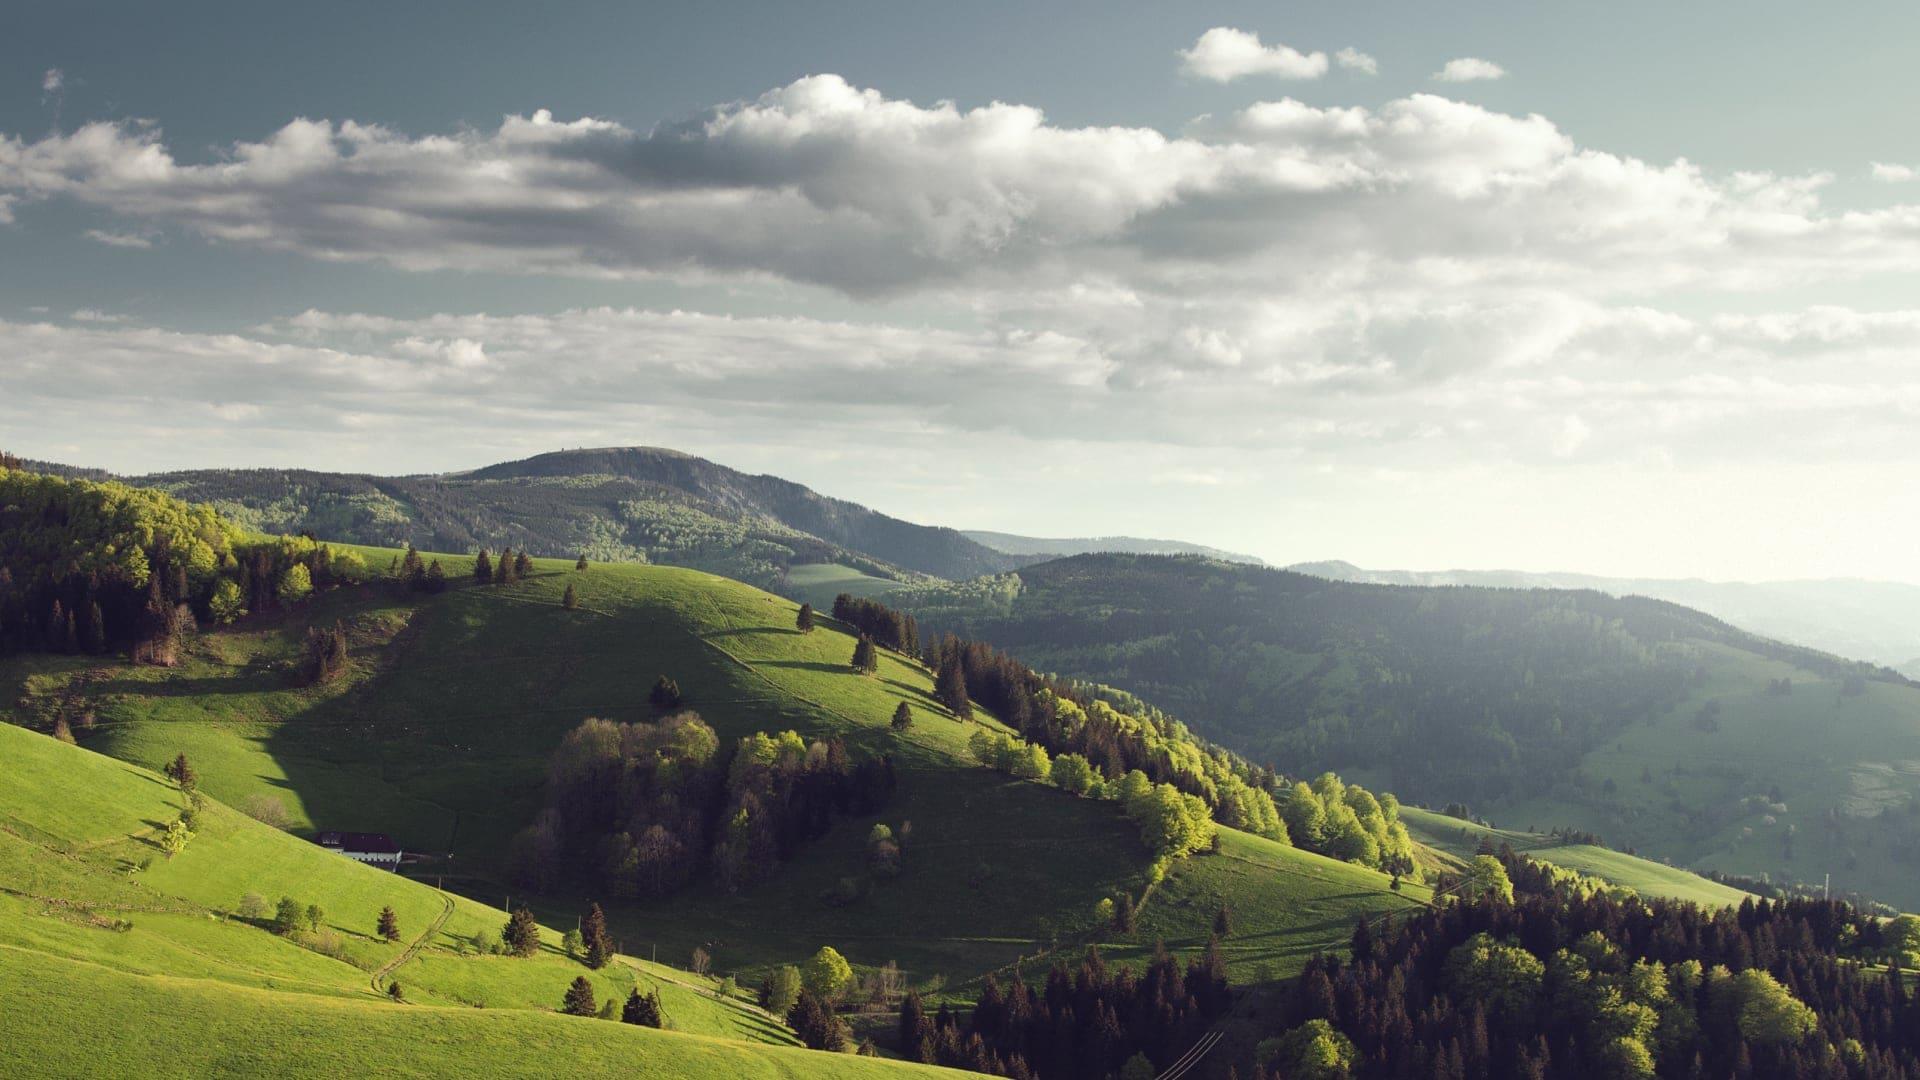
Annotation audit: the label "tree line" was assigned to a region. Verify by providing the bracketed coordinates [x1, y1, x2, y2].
[1257, 864, 1920, 1079]
[508, 710, 896, 898]
[894, 940, 1233, 1079]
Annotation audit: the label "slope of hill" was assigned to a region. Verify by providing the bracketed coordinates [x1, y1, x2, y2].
[1, 542, 1430, 1005]
[902, 553, 1920, 909]
[1396, 805, 1753, 907]
[0, 722, 986, 1079]
[964, 531, 1266, 565]
[1292, 559, 1920, 675]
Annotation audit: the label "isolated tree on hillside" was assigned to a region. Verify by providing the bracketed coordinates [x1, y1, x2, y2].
[473, 549, 493, 584]
[890, 702, 913, 731]
[1214, 902, 1233, 937]
[802, 945, 854, 1004]
[165, 752, 198, 792]
[514, 550, 533, 578]
[387, 981, 404, 1002]
[562, 583, 579, 610]
[582, 902, 612, 969]
[378, 906, 400, 942]
[503, 906, 541, 957]
[424, 559, 447, 593]
[273, 897, 303, 936]
[562, 976, 598, 1017]
[159, 817, 192, 859]
[796, 603, 815, 633]
[935, 655, 971, 719]
[493, 552, 511, 585]
[621, 987, 663, 1027]
[850, 635, 879, 676]
[650, 675, 683, 710]
[305, 903, 325, 932]
[575, 553, 589, 571]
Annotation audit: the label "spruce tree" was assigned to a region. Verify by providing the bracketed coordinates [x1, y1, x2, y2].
[1214, 902, 1233, 937]
[621, 987, 663, 1027]
[493, 553, 510, 586]
[424, 559, 446, 593]
[851, 635, 879, 675]
[891, 702, 913, 731]
[575, 553, 589, 571]
[936, 655, 972, 719]
[562, 975, 597, 1016]
[649, 675, 682, 710]
[514, 550, 533, 578]
[503, 906, 541, 957]
[581, 902, 611, 969]
[796, 603, 815, 633]
[562, 583, 579, 610]
[473, 549, 493, 584]
[387, 980, 404, 1002]
[165, 752, 197, 792]
[378, 906, 400, 942]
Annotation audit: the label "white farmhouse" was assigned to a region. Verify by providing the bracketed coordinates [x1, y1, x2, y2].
[315, 831, 403, 870]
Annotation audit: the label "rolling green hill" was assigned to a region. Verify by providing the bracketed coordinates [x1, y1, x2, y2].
[0, 721, 983, 1079]
[1396, 806, 1753, 907]
[901, 553, 1920, 910]
[1, 543, 1430, 1006]
[32, 446, 1028, 593]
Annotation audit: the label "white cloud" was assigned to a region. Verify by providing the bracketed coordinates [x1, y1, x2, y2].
[68, 308, 125, 323]
[83, 228, 154, 248]
[1179, 28, 1329, 82]
[1871, 162, 1915, 183]
[41, 69, 64, 96]
[1434, 57, 1507, 82]
[1334, 47, 1378, 75]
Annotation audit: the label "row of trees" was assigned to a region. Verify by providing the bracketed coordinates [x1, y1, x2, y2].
[1262, 879, 1920, 1079]
[832, 593, 920, 656]
[508, 711, 896, 898]
[894, 941, 1233, 1079]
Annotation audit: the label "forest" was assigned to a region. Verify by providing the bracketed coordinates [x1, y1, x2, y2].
[900, 554, 1911, 805]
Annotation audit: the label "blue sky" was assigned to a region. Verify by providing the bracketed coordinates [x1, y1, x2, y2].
[5, 1, 1920, 580]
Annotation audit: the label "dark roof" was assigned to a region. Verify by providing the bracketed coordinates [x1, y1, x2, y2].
[315, 831, 400, 854]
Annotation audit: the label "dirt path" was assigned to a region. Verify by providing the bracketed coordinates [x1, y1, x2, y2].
[372, 888, 455, 997]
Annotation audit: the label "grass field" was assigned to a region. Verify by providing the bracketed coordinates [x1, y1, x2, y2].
[1399, 805, 1754, 907]
[784, 562, 911, 608]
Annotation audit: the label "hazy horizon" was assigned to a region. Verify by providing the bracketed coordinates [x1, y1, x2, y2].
[9, 2, 1920, 582]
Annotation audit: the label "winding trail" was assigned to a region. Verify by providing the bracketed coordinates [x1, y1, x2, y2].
[371, 889, 454, 998]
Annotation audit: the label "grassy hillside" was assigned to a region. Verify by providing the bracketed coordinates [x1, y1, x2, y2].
[785, 562, 910, 608]
[1397, 806, 1753, 907]
[1, 545, 1444, 1014]
[0, 722, 987, 1078]
[902, 553, 1920, 909]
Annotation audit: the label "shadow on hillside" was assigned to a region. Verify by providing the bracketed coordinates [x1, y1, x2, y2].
[89, 669, 286, 700]
[752, 659, 849, 676]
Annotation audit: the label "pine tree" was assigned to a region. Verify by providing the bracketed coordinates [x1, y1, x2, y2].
[650, 675, 682, 710]
[473, 549, 493, 584]
[493, 553, 510, 585]
[622, 987, 664, 1027]
[165, 752, 197, 792]
[424, 560, 447, 593]
[514, 550, 533, 578]
[796, 603, 815, 633]
[562, 583, 579, 611]
[503, 906, 541, 957]
[891, 702, 913, 731]
[562, 975, 598, 1016]
[378, 906, 400, 942]
[936, 654, 971, 719]
[582, 902, 612, 969]
[851, 635, 879, 675]
[575, 553, 589, 571]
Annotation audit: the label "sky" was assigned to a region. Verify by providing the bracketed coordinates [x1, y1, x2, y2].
[6, 1, 1920, 582]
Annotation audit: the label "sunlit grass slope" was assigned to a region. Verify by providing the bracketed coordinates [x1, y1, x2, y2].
[1399, 805, 1754, 907]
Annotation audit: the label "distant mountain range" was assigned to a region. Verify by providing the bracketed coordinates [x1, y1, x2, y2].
[1290, 560, 1920, 677]
[963, 530, 1265, 565]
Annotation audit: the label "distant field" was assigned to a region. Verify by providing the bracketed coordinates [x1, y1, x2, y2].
[784, 562, 910, 608]
[1399, 805, 1754, 907]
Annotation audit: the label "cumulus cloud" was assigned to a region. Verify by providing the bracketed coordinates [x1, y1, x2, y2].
[1334, 47, 1379, 75]
[1434, 57, 1506, 82]
[41, 68, 64, 96]
[1871, 162, 1915, 182]
[1179, 28, 1329, 82]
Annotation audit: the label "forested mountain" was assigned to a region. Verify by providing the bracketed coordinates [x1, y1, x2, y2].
[1294, 560, 1920, 676]
[900, 554, 1920, 908]
[27, 446, 1029, 593]
[963, 530, 1266, 565]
